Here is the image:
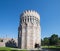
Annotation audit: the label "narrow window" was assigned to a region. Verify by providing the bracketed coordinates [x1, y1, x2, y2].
[34, 17, 36, 23]
[25, 16, 26, 22]
[30, 16, 31, 21]
[31, 17, 33, 23]
[28, 16, 29, 22]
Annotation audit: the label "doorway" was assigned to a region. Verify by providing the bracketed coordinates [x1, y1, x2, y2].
[35, 43, 40, 48]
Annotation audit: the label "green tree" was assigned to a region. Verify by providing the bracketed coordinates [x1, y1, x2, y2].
[5, 39, 17, 48]
[44, 37, 49, 46]
[41, 39, 44, 46]
[57, 37, 60, 46]
[49, 34, 58, 45]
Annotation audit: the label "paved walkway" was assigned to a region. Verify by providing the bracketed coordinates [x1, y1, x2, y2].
[10, 48, 42, 51]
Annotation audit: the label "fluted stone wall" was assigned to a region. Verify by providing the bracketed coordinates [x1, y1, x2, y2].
[18, 10, 41, 49]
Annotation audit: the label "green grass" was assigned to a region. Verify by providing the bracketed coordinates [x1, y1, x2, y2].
[0, 47, 41, 51]
[0, 47, 27, 51]
[0, 47, 11, 50]
[1, 46, 60, 51]
[42, 46, 60, 48]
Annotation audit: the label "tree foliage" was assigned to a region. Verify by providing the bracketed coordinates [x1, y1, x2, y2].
[41, 34, 60, 46]
[49, 34, 58, 45]
[44, 37, 49, 45]
[5, 39, 17, 48]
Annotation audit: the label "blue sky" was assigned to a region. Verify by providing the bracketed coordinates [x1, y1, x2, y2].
[0, 0, 60, 38]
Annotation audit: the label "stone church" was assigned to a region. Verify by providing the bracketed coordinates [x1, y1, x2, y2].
[18, 10, 41, 49]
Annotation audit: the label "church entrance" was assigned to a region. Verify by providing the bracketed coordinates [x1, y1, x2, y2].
[35, 43, 40, 48]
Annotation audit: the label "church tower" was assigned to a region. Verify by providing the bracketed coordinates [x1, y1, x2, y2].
[18, 10, 41, 49]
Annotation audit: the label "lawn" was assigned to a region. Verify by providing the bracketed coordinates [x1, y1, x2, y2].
[0, 47, 11, 50]
[0, 47, 41, 51]
[0, 47, 27, 51]
[42, 46, 60, 48]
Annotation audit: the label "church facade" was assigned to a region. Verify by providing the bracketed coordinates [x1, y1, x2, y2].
[18, 10, 41, 49]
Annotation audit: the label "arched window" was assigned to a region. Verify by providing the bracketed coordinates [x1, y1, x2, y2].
[36, 18, 38, 25]
[35, 17, 36, 24]
[28, 16, 29, 22]
[31, 17, 33, 23]
[25, 16, 26, 22]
